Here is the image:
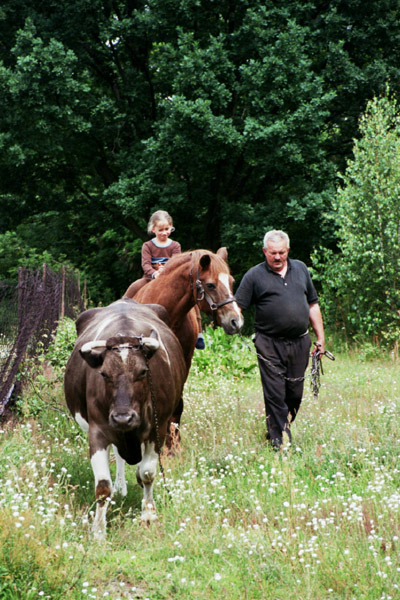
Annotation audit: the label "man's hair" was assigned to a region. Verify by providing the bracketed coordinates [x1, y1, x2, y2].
[147, 210, 173, 235]
[263, 230, 290, 249]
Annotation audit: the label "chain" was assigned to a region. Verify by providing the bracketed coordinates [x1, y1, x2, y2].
[144, 356, 172, 499]
[240, 333, 307, 382]
[310, 350, 322, 399]
[240, 334, 335, 393]
[255, 351, 308, 382]
[310, 343, 335, 399]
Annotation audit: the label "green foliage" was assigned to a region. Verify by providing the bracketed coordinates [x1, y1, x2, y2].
[313, 91, 400, 346]
[17, 317, 77, 418]
[0, 229, 72, 281]
[191, 326, 257, 380]
[2, 1, 400, 302]
[45, 318, 77, 371]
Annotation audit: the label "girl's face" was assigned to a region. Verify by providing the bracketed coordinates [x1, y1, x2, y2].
[152, 219, 173, 243]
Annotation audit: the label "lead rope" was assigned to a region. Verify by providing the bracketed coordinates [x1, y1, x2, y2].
[144, 355, 172, 499]
[310, 342, 335, 400]
[311, 349, 322, 400]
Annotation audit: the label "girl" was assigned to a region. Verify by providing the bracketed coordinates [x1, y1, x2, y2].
[141, 210, 181, 279]
[127, 210, 205, 349]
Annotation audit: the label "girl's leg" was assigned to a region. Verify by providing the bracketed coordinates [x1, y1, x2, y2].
[194, 304, 205, 349]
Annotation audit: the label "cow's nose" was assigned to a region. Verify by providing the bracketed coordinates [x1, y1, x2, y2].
[109, 409, 140, 430]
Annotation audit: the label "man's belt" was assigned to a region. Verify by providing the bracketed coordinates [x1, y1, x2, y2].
[261, 329, 309, 341]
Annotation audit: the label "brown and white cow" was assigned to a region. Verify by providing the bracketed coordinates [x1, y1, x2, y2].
[64, 298, 186, 539]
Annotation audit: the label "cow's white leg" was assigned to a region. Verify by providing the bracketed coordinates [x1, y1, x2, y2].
[91, 448, 112, 540]
[136, 442, 158, 522]
[112, 445, 127, 496]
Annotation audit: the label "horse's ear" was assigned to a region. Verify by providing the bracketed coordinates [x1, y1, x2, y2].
[216, 247, 228, 262]
[199, 253, 211, 270]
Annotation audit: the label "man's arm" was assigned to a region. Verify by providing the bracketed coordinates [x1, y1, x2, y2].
[235, 269, 255, 310]
[309, 302, 325, 355]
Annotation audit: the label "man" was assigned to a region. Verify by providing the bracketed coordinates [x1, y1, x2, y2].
[235, 230, 325, 450]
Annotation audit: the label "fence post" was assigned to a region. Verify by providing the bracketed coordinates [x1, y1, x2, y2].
[61, 265, 65, 321]
[17, 267, 23, 335]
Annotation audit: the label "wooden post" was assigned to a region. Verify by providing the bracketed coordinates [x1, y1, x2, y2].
[60, 265, 65, 321]
[17, 267, 23, 335]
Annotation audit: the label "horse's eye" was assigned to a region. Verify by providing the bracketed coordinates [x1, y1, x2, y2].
[100, 371, 109, 380]
[206, 283, 216, 290]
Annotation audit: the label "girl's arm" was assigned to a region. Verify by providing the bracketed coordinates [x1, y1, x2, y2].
[142, 242, 156, 278]
[170, 241, 181, 256]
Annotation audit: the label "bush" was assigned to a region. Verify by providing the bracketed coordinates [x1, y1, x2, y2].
[191, 326, 257, 380]
[17, 318, 77, 417]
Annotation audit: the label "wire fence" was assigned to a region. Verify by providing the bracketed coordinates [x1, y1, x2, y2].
[0, 265, 85, 416]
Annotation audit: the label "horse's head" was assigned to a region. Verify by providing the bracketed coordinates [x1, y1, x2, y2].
[192, 248, 243, 334]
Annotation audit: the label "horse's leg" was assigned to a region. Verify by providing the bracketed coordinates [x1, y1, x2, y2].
[165, 397, 184, 455]
[124, 277, 149, 298]
[164, 311, 198, 455]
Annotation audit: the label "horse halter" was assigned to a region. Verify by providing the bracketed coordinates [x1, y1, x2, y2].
[189, 265, 237, 328]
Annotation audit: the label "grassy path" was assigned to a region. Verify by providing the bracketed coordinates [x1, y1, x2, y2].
[0, 348, 399, 599]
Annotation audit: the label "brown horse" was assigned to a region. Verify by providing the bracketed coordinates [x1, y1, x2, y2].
[124, 248, 243, 446]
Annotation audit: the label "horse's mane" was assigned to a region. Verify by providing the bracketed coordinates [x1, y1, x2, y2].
[161, 249, 230, 275]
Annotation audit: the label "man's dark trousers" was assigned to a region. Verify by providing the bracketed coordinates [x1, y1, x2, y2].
[254, 332, 311, 448]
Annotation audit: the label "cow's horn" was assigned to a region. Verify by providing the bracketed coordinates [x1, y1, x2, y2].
[142, 332, 160, 353]
[80, 340, 107, 354]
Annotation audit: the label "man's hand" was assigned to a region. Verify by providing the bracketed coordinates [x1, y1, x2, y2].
[309, 303, 325, 358]
[312, 340, 325, 358]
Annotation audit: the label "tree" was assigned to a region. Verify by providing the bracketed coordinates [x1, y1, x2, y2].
[1, 1, 400, 301]
[313, 91, 400, 345]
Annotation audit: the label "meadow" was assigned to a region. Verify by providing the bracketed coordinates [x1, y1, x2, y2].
[0, 323, 399, 600]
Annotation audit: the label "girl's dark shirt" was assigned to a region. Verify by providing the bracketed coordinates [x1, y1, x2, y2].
[235, 259, 318, 339]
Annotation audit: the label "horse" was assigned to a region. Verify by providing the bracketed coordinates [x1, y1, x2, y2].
[123, 247, 243, 447]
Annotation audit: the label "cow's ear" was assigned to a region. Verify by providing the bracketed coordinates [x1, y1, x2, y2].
[142, 329, 160, 359]
[80, 341, 107, 368]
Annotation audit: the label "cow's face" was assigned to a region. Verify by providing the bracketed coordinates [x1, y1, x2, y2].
[80, 334, 159, 432]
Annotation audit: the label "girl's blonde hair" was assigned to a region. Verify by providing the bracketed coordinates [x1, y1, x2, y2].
[147, 210, 174, 235]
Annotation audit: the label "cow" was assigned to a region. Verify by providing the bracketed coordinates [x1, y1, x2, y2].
[64, 298, 186, 539]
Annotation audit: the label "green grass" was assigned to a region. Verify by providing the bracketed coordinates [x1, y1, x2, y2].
[1, 327, 400, 599]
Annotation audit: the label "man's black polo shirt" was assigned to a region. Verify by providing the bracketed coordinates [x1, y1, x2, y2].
[235, 259, 318, 339]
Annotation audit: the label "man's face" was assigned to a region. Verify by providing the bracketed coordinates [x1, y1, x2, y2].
[263, 240, 289, 273]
